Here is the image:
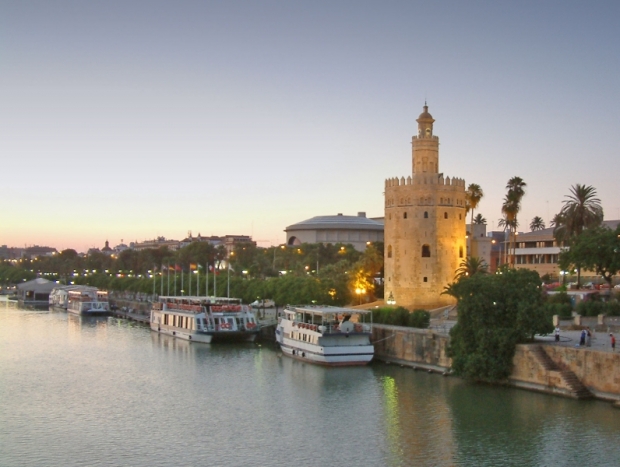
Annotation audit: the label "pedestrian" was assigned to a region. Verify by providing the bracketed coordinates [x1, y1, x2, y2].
[611, 333, 616, 352]
[580, 329, 586, 346]
[554, 326, 561, 342]
[586, 327, 592, 347]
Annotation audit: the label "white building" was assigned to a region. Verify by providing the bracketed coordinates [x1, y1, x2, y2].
[285, 212, 383, 251]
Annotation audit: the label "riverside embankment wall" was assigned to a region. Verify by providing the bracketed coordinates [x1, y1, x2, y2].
[372, 325, 451, 371]
[372, 324, 620, 401]
[510, 344, 620, 400]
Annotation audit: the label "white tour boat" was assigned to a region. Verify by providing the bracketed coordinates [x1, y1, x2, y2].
[49, 285, 98, 309]
[150, 296, 260, 344]
[276, 305, 374, 366]
[66, 288, 110, 315]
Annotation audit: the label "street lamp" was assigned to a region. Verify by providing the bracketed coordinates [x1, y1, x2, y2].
[386, 292, 396, 306]
[355, 287, 366, 305]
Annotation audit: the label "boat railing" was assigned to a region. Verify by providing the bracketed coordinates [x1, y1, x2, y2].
[292, 321, 371, 334]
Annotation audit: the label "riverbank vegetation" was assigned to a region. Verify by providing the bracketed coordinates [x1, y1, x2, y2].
[0, 242, 384, 306]
[445, 268, 553, 383]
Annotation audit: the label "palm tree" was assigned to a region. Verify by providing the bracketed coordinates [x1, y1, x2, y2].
[550, 212, 568, 244]
[473, 213, 487, 225]
[506, 176, 527, 200]
[553, 184, 604, 287]
[530, 216, 546, 231]
[465, 183, 484, 226]
[557, 184, 603, 236]
[498, 215, 517, 266]
[455, 257, 488, 280]
[502, 177, 527, 267]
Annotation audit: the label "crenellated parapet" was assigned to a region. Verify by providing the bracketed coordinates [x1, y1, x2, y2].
[385, 174, 465, 189]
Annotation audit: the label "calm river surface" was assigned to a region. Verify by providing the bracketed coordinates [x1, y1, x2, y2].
[1, 301, 619, 467]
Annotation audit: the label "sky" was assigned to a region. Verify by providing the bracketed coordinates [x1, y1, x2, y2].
[2, 1, 619, 253]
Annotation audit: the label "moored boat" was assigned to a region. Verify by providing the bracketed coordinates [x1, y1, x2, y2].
[67, 289, 110, 315]
[275, 305, 374, 366]
[150, 296, 260, 344]
[49, 285, 98, 309]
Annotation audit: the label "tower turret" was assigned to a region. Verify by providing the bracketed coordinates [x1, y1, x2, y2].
[412, 104, 439, 175]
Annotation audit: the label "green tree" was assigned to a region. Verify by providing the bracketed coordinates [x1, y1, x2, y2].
[447, 268, 551, 383]
[465, 183, 484, 226]
[553, 184, 604, 287]
[455, 257, 488, 280]
[530, 216, 546, 231]
[502, 177, 526, 267]
[560, 225, 620, 290]
[473, 213, 487, 225]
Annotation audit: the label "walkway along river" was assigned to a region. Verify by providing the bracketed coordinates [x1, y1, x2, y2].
[2, 299, 619, 467]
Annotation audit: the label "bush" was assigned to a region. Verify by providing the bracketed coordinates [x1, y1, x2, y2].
[605, 301, 620, 316]
[547, 292, 572, 305]
[366, 306, 429, 328]
[546, 302, 573, 319]
[576, 299, 605, 317]
[408, 309, 430, 328]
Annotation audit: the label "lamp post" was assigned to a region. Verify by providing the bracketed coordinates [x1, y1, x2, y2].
[386, 292, 396, 306]
[355, 287, 366, 305]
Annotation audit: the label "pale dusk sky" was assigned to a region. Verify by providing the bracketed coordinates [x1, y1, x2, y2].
[2, 1, 618, 252]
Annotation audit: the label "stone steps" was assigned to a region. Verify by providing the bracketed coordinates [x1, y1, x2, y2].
[531, 345, 593, 399]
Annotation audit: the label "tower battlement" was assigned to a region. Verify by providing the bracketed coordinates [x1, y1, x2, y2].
[384, 175, 465, 188]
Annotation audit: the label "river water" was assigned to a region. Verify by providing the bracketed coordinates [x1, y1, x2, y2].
[1, 301, 619, 467]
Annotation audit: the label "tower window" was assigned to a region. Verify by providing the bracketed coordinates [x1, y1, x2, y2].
[422, 245, 431, 257]
[444, 212, 448, 219]
[403, 212, 407, 219]
[459, 246, 463, 258]
[424, 211, 428, 218]
[388, 245, 392, 258]
[423, 277, 428, 282]
[459, 214, 462, 220]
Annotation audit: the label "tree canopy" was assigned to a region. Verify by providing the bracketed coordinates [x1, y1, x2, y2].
[447, 268, 552, 383]
[559, 225, 620, 289]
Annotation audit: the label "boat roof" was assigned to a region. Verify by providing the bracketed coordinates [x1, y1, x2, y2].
[159, 296, 242, 303]
[285, 305, 372, 315]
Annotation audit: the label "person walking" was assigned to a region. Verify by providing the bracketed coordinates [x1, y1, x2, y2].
[554, 326, 561, 343]
[586, 327, 592, 347]
[580, 329, 586, 346]
[611, 333, 616, 352]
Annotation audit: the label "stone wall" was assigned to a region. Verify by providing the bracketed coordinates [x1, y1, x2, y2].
[372, 325, 451, 371]
[542, 345, 620, 400]
[372, 325, 620, 401]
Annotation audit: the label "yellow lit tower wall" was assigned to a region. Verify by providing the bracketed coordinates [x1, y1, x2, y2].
[384, 105, 466, 308]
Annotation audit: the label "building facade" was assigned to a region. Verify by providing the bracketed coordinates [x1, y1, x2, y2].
[285, 212, 383, 252]
[384, 105, 466, 308]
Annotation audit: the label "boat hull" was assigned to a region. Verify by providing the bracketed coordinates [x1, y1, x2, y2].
[150, 324, 259, 344]
[279, 340, 374, 366]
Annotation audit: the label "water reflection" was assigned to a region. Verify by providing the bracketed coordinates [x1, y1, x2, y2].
[2, 303, 620, 467]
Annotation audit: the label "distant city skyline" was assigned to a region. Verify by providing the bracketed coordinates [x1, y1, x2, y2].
[2, 1, 619, 253]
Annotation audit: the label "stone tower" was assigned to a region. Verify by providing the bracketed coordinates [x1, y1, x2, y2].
[384, 105, 466, 309]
